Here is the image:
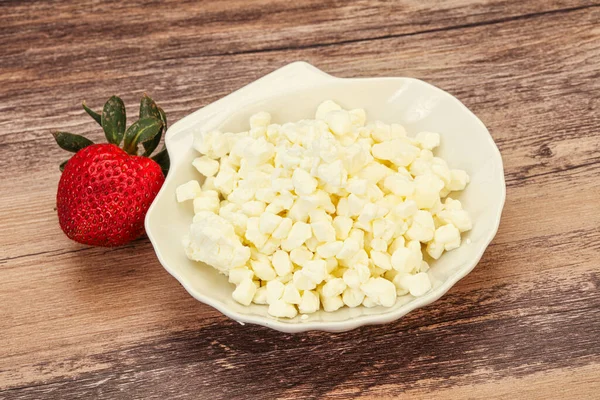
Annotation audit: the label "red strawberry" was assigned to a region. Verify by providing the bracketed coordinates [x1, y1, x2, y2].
[54, 94, 170, 247]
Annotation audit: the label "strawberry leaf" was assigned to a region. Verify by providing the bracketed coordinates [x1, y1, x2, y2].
[144, 106, 169, 157]
[152, 146, 170, 176]
[142, 127, 163, 157]
[139, 93, 161, 119]
[158, 106, 167, 131]
[101, 96, 126, 145]
[52, 131, 94, 153]
[139, 94, 163, 156]
[123, 118, 163, 155]
[82, 102, 102, 126]
[59, 159, 69, 172]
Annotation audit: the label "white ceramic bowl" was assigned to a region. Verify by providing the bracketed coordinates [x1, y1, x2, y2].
[145, 62, 506, 333]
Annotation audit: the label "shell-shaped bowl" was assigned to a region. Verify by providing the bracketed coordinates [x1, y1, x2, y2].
[145, 62, 506, 333]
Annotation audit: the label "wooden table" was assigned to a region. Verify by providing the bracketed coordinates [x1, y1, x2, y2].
[1, 1, 599, 398]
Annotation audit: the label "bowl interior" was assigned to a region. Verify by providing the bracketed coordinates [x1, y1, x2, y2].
[147, 76, 505, 331]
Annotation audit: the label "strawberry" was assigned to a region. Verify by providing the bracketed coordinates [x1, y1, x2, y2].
[53, 94, 170, 247]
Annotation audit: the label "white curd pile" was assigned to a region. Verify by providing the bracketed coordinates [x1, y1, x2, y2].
[176, 100, 471, 318]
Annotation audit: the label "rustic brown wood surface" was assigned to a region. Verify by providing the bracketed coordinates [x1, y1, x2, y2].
[1, 0, 599, 398]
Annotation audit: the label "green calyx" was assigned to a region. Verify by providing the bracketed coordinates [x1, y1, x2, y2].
[53, 94, 170, 175]
[123, 118, 163, 154]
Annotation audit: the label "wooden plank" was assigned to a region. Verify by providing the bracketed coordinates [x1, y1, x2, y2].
[352, 364, 600, 399]
[1, 1, 599, 399]
[0, 0, 595, 70]
[1, 266, 598, 398]
[1, 2, 598, 114]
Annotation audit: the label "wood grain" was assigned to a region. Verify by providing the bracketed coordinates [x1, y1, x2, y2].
[1, 1, 599, 399]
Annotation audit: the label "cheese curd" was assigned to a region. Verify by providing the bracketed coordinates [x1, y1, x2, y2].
[178, 100, 472, 318]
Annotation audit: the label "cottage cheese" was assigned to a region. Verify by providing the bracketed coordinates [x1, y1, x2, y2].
[177, 100, 471, 318]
